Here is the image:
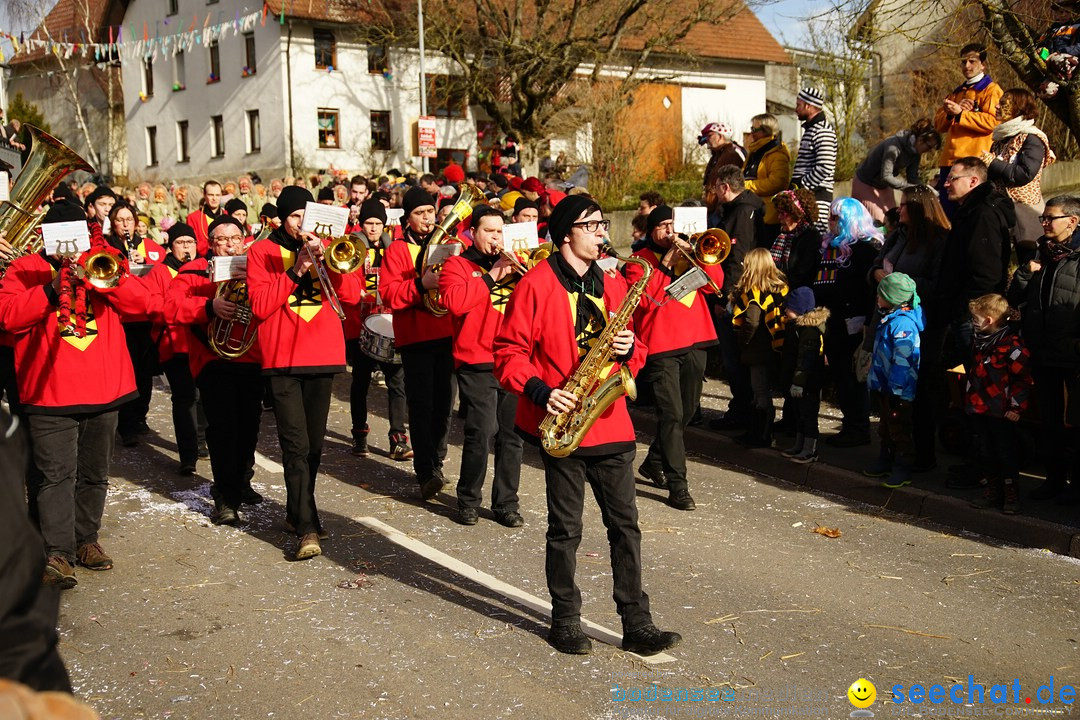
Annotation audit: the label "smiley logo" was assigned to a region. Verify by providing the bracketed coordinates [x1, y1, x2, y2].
[848, 678, 876, 708]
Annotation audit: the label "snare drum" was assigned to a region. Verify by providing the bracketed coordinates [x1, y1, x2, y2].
[359, 313, 399, 364]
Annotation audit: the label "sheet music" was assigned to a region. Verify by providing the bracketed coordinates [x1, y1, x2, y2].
[299, 202, 349, 237]
[211, 255, 248, 282]
[425, 242, 462, 266]
[503, 221, 539, 250]
[666, 266, 708, 301]
[41, 221, 91, 256]
[673, 207, 708, 236]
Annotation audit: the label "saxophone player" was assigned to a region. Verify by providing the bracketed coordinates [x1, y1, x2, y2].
[492, 196, 681, 657]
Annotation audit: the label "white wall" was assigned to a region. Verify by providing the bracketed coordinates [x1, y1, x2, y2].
[680, 69, 768, 165]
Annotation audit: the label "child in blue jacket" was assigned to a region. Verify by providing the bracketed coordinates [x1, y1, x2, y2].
[864, 273, 924, 488]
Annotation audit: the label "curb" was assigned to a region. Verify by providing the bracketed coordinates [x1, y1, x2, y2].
[630, 410, 1080, 558]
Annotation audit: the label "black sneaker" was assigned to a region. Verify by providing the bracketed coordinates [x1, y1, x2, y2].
[456, 507, 479, 525]
[197, 443, 210, 459]
[667, 490, 696, 511]
[494, 510, 524, 528]
[548, 624, 592, 655]
[420, 475, 445, 501]
[622, 624, 682, 655]
[177, 461, 197, 476]
[638, 463, 667, 489]
[352, 432, 370, 458]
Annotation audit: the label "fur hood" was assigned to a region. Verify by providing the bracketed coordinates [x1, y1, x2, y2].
[796, 307, 831, 328]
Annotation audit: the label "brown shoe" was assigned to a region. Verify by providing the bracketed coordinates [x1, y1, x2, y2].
[43, 556, 77, 589]
[76, 542, 114, 571]
[295, 533, 322, 561]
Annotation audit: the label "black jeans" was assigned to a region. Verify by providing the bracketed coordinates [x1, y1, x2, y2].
[540, 448, 652, 632]
[875, 392, 914, 466]
[1033, 364, 1080, 483]
[824, 316, 870, 436]
[29, 410, 117, 562]
[400, 340, 454, 482]
[642, 349, 706, 490]
[162, 356, 203, 465]
[794, 386, 822, 439]
[118, 321, 158, 438]
[455, 367, 523, 512]
[268, 374, 333, 536]
[346, 339, 407, 438]
[198, 364, 263, 507]
[714, 309, 751, 420]
[0, 344, 21, 414]
[970, 414, 1021, 481]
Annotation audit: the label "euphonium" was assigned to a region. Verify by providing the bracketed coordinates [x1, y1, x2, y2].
[421, 184, 486, 316]
[539, 245, 652, 457]
[209, 277, 257, 359]
[0, 126, 94, 271]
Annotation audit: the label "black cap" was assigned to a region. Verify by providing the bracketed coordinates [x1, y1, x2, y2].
[646, 205, 674, 235]
[277, 186, 314, 221]
[358, 199, 387, 225]
[513, 197, 539, 215]
[547, 195, 600, 247]
[84, 185, 116, 208]
[43, 199, 87, 224]
[167, 222, 197, 246]
[259, 202, 277, 219]
[402, 186, 436, 217]
[317, 186, 336, 203]
[224, 198, 248, 215]
[207, 216, 246, 239]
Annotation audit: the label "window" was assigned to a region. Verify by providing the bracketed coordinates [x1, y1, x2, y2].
[167, 0, 178, 16]
[211, 115, 225, 158]
[426, 74, 467, 118]
[370, 110, 391, 151]
[243, 32, 256, 76]
[317, 109, 339, 148]
[208, 41, 220, 83]
[146, 126, 158, 166]
[314, 29, 336, 69]
[246, 110, 261, 153]
[367, 45, 388, 75]
[142, 58, 154, 98]
[172, 50, 185, 90]
[176, 120, 190, 163]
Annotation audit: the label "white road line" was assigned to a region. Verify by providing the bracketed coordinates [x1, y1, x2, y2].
[254, 451, 284, 474]
[356, 515, 678, 664]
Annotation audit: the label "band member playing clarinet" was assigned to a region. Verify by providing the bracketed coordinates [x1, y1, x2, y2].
[626, 205, 723, 511]
[246, 187, 362, 560]
[493, 196, 681, 656]
[379, 187, 455, 501]
[438, 205, 524, 528]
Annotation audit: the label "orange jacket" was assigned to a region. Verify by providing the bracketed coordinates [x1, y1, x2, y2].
[934, 76, 1003, 166]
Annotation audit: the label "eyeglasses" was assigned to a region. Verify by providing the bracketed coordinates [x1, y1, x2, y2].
[943, 174, 973, 184]
[571, 219, 611, 234]
[1039, 214, 1072, 224]
[750, 126, 764, 133]
[212, 234, 245, 242]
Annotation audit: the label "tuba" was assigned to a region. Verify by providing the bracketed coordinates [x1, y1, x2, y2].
[420, 184, 486, 316]
[0, 126, 94, 271]
[539, 245, 652, 457]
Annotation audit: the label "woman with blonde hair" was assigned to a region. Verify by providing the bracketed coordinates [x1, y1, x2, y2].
[731, 248, 789, 447]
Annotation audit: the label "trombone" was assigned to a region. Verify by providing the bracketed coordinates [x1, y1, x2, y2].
[305, 225, 365, 321]
[501, 240, 553, 276]
[672, 228, 730, 294]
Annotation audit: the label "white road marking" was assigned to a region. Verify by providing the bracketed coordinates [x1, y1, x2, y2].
[356, 515, 678, 664]
[254, 451, 284, 474]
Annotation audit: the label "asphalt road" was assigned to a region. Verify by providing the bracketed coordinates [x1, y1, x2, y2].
[54, 375, 1080, 720]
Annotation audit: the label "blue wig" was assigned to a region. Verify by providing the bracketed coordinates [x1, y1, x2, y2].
[821, 197, 883, 263]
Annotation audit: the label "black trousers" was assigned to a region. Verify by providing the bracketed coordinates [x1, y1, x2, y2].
[1033, 364, 1080, 483]
[642, 349, 706, 490]
[400, 340, 454, 482]
[714, 308, 751, 420]
[824, 316, 870, 435]
[162, 356, 204, 465]
[118, 321, 158, 438]
[455, 367, 523, 512]
[28, 410, 117, 562]
[540, 448, 652, 632]
[198, 363, 263, 507]
[268, 374, 333, 536]
[793, 385, 823, 439]
[971, 414, 1021, 481]
[875, 392, 914, 465]
[346, 339, 407, 438]
[0, 344, 21, 414]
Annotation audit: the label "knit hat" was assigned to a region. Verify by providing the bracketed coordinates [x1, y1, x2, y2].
[224, 198, 247, 215]
[167, 222, 197, 246]
[317, 186, 336, 203]
[797, 87, 825, 108]
[546, 189, 568, 207]
[500, 191, 523, 213]
[513, 197, 539, 216]
[521, 177, 545, 195]
[358, 198, 387, 225]
[207, 216, 246, 239]
[785, 286, 816, 316]
[276, 186, 313, 221]
[44, 199, 87, 224]
[259, 202, 277, 219]
[402, 186, 436, 217]
[697, 122, 721, 145]
[84, 185, 116, 208]
[471, 205, 504, 229]
[646, 204, 674, 235]
[877, 272, 919, 309]
[547, 195, 600, 247]
[442, 163, 465, 185]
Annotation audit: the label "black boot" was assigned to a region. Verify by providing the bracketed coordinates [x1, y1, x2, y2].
[741, 407, 774, 449]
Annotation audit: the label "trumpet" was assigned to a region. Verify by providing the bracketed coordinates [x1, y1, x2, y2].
[672, 228, 730, 294]
[303, 229, 365, 321]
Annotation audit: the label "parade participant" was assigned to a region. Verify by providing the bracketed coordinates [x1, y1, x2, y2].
[438, 206, 524, 528]
[627, 205, 722, 510]
[107, 201, 165, 264]
[379, 186, 455, 500]
[246, 187, 363, 559]
[186, 180, 224, 255]
[224, 198, 250, 234]
[165, 216, 265, 525]
[493, 195, 681, 657]
[0, 201, 148, 588]
[343, 200, 412, 460]
[83, 186, 116, 234]
[512, 197, 540, 225]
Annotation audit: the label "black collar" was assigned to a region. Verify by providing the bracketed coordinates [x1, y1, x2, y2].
[462, 244, 499, 271]
[550, 251, 603, 298]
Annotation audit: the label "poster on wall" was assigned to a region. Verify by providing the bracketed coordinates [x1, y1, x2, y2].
[418, 116, 437, 159]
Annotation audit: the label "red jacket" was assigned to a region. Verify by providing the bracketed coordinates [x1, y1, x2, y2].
[144, 255, 193, 363]
[493, 258, 647, 453]
[163, 258, 263, 379]
[0, 253, 147, 414]
[379, 236, 453, 349]
[185, 209, 219, 256]
[625, 246, 721, 359]
[106, 235, 166, 324]
[246, 230, 362, 374]
[438, 248, 517, 368]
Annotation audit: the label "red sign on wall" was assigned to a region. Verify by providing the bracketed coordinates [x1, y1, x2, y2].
[418, 116, 437, 158]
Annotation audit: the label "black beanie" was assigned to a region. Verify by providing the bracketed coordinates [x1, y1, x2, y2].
[84, 185, 116, 209]
[547, 195, 600, 247]
[358, 199, 387, 225]
[513, 197, 539, 215]
[44, 199, 87, 224]
[276, 186, 313, 221]
[317, 186, 336, 203]
[470, 205, 504, 228]
[646, 205, 674, 236]
[259, 202, 277, 219]
[167, 222, 197, 246]
[402, 186, 436, 217]
[207, 216, 246, 239]
[224, 198, 248, 215]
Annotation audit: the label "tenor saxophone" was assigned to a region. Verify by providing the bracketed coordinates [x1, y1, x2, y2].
[539, 247, 651, 457]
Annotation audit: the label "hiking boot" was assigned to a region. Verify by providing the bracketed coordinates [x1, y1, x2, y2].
[456, 507, 479, 526]
[43, 556, 77, 589]
[638, 462, 667, 489]
[622, 624, 682, 655]
[76, 542, 113, 571]
[881, 464, 913, 489]
[790, 440, 818, 464]
[1002, 482, 1021, 515]
[548, 624, 592, 655]
[295, 533, 322, 561]
[494, 510, 525, 528]
[863, 449, 894, 478]
[352, 429, 370, 458]
[212, 502, 241, 526]
[389, 434, 414, 461]
[667, 489, 696, 511]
